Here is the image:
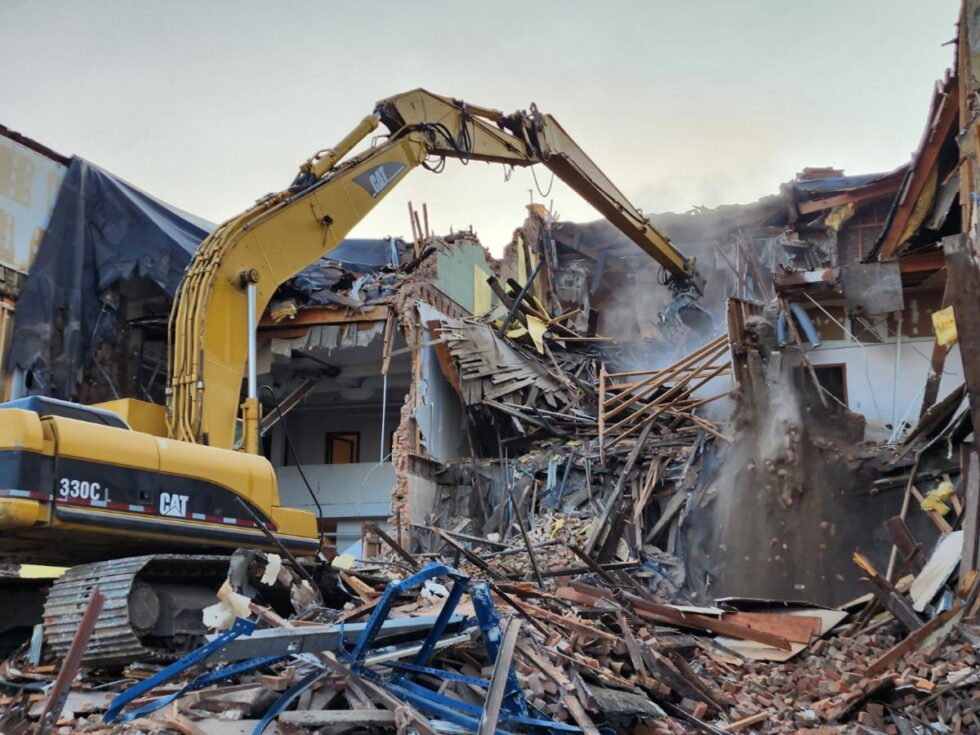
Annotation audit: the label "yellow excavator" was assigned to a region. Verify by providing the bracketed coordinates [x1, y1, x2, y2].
[0, 90, 700, 665]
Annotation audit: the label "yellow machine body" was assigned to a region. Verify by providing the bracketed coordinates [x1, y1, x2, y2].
[0, 404, 317, 566]
[93, 398, 169, 437]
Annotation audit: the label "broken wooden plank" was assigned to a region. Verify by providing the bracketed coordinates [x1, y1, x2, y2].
[622, 593, 793, 651]
[507, 485, 545, 587]
[477, 616, 522, 735]
[853, 551, 922, 633]
[514, 601, 618, 641]
[353, 676, 439, 735]
[962, 444, 980, 580]
[885, 516, 926, 575]
[364, 522, 420, 571]
[721, 611, 822, 644]
[910, 530, 963, 611]
[866, 603, 964, 676]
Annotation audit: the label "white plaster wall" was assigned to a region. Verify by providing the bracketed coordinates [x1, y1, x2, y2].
[416, 303, 468, 463]
[407, 473, 438, 527]
[810, 340, 963, 429]
[277, 405, 401, 466]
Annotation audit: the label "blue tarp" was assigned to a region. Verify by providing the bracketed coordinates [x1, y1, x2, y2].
[790, 172, 892, 196]
[321, 238, 397, 272]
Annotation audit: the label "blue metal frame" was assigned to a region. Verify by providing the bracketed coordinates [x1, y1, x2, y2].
[104, 617, 274, 724]
[342, 562, 578, 733]
[103, 564, 579, 733]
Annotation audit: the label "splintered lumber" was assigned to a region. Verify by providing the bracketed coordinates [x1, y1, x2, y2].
[364, 522, 420, 570]
[604, 336, 727, 420]
[884, 516, 925, 574]
[598, 362, 607, 465]
[616, 610, 648, 676]
[644, 489, 687, 545]
[865, 603, 963, 675]
[341, 573, 379, 608]
[514, 601, 618, 641]
[944, 235, 980, 530]
[431, 527, 509, 581]
[537, 560, 639, 579]
[961, 445, 980, 580]
[853, 551, 922, 632]
[607, 357, 729, 430]
[605, 334, 726, 403]
[497, 260, 543, 338]
[563, 694, 602, 735]
[477, 616, 522, 735]
[565, 583, 791, 650]
[721, 611, 822, 645]
[333, 597, 381, 624]
[507, 485, 544, 587]
[659, 700, 729, 735]
[584, 420, 655, 557]
[352, 676, 439, 735]
[628, 601, 791, 651]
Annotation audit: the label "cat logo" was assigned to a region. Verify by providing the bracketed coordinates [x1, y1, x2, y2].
[159, 492, 189, 518]
[352, 162, 406, 198]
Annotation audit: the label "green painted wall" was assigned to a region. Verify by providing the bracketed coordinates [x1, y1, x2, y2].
[434, 241, 493, 314]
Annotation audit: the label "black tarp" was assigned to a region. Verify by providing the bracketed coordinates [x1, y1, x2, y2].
[7, 156, 407, 399]
[6, 157, 212, 398]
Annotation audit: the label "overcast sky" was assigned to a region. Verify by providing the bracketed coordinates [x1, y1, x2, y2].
[1, 0, 960, 253]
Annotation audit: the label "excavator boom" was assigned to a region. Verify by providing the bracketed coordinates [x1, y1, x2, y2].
[167, 89, 700, 452]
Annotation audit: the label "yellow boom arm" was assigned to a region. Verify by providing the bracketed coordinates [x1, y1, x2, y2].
[167, 89, 698, 451]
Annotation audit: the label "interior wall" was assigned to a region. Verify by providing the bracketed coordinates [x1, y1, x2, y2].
[431, 239, 494, 314]
[809, 340, 962, 429]
[274, 403, 403, 466]
[416, 302, 468, 463]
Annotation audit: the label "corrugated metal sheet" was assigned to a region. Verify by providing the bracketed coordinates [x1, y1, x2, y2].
[0, 135, 66, 274]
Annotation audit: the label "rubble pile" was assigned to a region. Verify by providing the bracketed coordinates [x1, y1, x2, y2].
[5, 272, 979, 734]
[6, 5, 980, 731]
[2, 487, 977, 735]
[435, 217, 728, 455]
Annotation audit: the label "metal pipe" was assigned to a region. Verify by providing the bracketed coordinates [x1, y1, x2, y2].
[247, 282, 258, 400]
[891, 312, 903, 435]
[776, 302, 821, 348]
[309, 114, 380, 178]
[379, 373, 388, 462]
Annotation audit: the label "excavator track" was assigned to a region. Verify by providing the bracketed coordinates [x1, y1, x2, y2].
[43, 555, 230, 668]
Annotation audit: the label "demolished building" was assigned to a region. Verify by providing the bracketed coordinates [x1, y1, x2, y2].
[3, 2, 980, 731]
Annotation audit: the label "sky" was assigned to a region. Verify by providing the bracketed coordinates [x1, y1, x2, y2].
[0, 0, 961, 254]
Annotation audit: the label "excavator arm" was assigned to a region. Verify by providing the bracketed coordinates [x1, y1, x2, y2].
[168, 89, 700, 452]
